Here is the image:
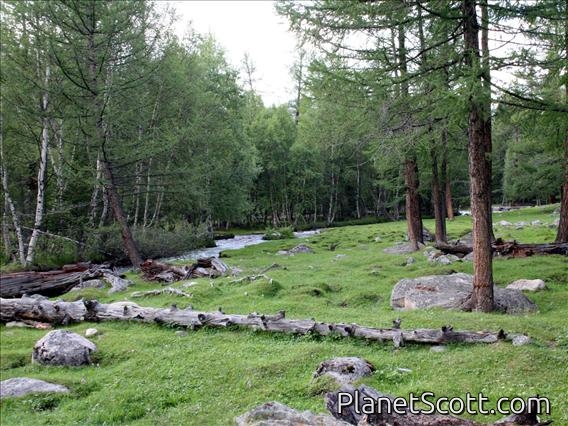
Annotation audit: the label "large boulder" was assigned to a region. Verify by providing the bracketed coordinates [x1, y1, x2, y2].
[32, 330, 97, 367]
[0, 377, 69, 399]
[235, 401, 349, 426]
[313, 357, 375, 385]
[391, 273, 537, 314]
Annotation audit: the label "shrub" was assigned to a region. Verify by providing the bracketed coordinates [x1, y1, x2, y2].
[262, 226, 295, 240]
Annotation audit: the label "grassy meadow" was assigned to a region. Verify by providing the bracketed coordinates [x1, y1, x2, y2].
[1, 205, 567, 425]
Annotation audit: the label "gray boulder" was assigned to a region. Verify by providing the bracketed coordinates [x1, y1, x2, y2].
[507, 279, 546, 292]
[70, 279, 107, 291]
[313, 357, 375, 385]
[391, 273, 537, 314]
[0, 377, 69, 399]
[236, 401, 349, 426]
[32, 330, 97, 367]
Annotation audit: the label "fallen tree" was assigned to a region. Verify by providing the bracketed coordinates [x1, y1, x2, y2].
[436, 240, 568, 257]
[1, 296, 520, 346]
[140, 257, 229, 282]
[0, 263, 130, 298]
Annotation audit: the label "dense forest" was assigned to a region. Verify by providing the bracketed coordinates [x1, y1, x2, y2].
[1, 0, 566, 282]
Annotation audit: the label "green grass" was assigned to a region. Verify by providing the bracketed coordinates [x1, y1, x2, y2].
[1, 205, 567, 425]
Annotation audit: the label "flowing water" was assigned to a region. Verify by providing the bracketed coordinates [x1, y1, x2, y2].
[162, 230, 321, 262]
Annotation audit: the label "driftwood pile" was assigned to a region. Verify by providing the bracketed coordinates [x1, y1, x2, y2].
[436, 240, 568, 258]
[0, 263, 130, 299]
[140, 258, 229, 282]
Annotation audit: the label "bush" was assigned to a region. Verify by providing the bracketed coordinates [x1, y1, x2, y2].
[86, 224, 214, 264]
[262, 227, 295, 240]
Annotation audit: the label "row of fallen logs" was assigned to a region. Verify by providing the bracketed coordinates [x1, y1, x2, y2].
[0, 296, 518, 347]
[436, 240, 568, 258]
[0, 258, 230, 299]
[0, 263, 131, 299]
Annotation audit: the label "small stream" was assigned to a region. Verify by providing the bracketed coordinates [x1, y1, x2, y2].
[162, 230, 321, 262]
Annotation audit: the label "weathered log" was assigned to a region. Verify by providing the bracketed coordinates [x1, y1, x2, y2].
[0, 263, 115, 298]
[435, 241, 568, 257]
[1, 297, 516, 346]
[326, 385, 549, 425]
[140, 258, 230, 282]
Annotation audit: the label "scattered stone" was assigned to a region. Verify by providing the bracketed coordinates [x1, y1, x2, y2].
[531, 219, 542, 226]
[405, 257, 415, 265]
[289, 244, 314, 254]
[506, 279, 546, 292]
[175, 330, 188, 337]
[182, 281, 198, 288]
[429, 254, 460, 265]
[334, 254, 346, 260]
[453, 232, 473, 246]
[514, 221, 529, 228]
[32, 330, 97, 367]
[0, 378, 69, 399]
[313, 357, 375, 385]
[84, 328, 98, 338]
[391, 273, 537, 314]
[512, 335, 532, 346]
[430, 345, 447, 353]
[6, 321, 33, 328]
[496, 220, 512, 226]
[235, 401, 349, 426]
[396, 367, 412, 373]
[70, 279, 107, 291]
[383, 242, 424, 254]
[463, 251, 475, 261]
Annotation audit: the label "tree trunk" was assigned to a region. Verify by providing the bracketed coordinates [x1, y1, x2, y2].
[431, 146, 447, 244]
[463, 0, 494, 312]
[25, 64, 51, 266]
[100, 158, 142, 267]
[1, 298, 515, 347]
[555, 5, 568, 243]
[404, 158, 423, 250]
[0, 160, 26, 266]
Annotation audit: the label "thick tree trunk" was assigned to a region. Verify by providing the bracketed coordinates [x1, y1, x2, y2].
[404, 158, 423, 250]
[555, 9, 568, 243]
[463, 0, 494, 312]
[431, 147, 446, 244]
[1, 297, 515, 347]
[100, 158, 142, 267]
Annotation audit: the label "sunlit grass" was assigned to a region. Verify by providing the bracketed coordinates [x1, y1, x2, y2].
[1, 206, 566, 425]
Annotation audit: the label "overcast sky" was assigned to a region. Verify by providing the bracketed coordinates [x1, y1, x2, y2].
[166, 1, 298, 106]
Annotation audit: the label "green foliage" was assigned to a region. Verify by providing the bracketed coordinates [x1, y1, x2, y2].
[263, 227, 295, 240]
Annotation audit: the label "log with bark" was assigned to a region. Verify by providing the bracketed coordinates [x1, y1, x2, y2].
[0, 297, 520, 347]
[435, 240, 568, 258]
[326, 384, 550, 425]
[0, 263, 129, 298]
[140, 257, 229, 282]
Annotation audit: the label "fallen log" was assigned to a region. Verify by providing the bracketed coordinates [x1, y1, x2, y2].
[140, 258, 230, 282]
[435, 241, 568, 258]
[0, 297, 517, 347]
[0, 263, 127, 298]
[326, 384, 550, 425]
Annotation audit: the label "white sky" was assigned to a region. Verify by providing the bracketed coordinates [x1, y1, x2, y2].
[166, 1, 298, 106]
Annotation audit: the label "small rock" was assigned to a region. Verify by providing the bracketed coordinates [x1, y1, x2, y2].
[313, 357, 375, 385]
[506, 279, 546, 292]
[71, 279, 106, 291]
[6, 322, 33, 328]
[497, 220, 512, 226]
[430, 345, 446, 353]
[463, 252, 475, 261]
[32, 330, 97, 367]
[182, 281, 198, 288]
[289, 244, 314, 254]
[0, 378, 69, 399]
[85, 328, 98, 337]
[175, 330, 188, 337]
[334, 254, 346, 260]
[396, 367, 412, 373]
[236, 401, 349, 426]
[531, 220, 542, 226]
[406, 257, 415, 265]
[512, 335, 531, 346]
